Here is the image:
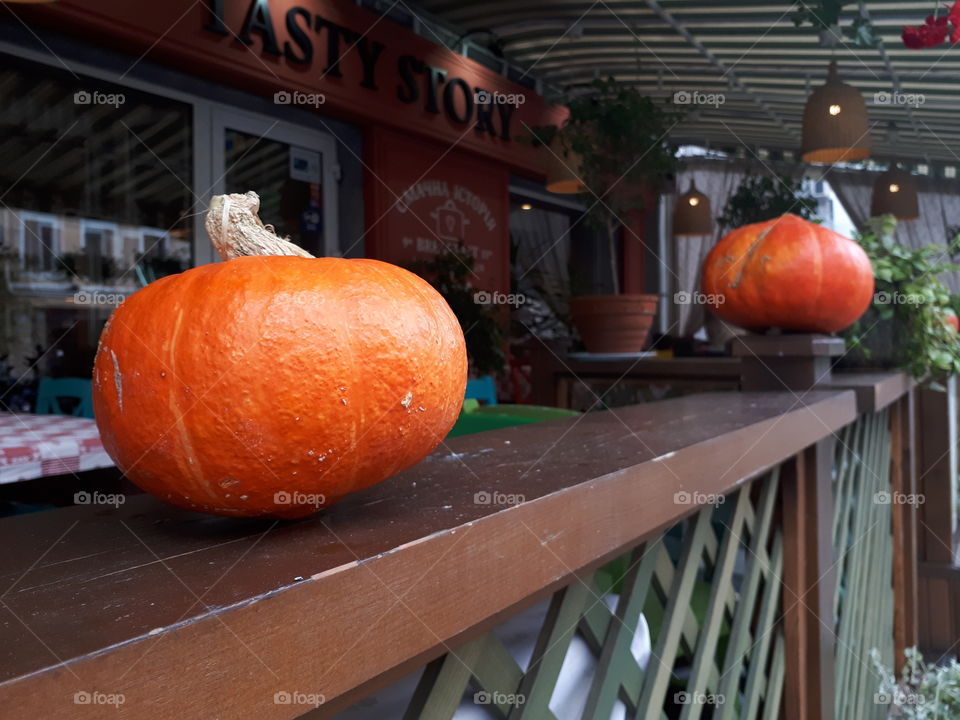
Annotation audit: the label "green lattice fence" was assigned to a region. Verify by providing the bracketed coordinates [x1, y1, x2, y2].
[401, 469, 785, 720]
[833, 410, 895, 720]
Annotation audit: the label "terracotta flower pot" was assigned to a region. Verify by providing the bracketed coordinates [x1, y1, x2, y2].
[570, 294, 659, 354]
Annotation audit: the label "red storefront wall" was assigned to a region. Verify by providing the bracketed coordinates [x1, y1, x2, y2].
[365, 128, 510, 292]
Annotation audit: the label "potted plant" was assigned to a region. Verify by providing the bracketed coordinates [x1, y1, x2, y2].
[842, 215, 960, 381]
[541, 79, 680, 353]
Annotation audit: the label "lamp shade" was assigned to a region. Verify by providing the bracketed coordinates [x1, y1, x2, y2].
[801, 61, 871, 164]
[545, 136, 585, 194]
[871, 166, 919, 220]
[673, 180, 712, 237]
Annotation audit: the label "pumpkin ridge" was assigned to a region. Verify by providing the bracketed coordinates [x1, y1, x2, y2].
[336, 262, 364, 498]
[729, 222, 777, 289]
[810, 224, 825, 331]
[401, 266, 452, 450]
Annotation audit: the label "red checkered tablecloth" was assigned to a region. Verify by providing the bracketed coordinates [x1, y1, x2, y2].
[0, 413, 113, 484]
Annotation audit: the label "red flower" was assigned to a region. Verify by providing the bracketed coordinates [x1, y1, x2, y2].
[902, 8, 953, 48]
[929, 14, 949, 42]
[902, 26, 928, 48]
[950, 0, 960, 24]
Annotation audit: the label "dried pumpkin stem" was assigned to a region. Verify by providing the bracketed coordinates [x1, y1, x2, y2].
[205, 191, 316, 260]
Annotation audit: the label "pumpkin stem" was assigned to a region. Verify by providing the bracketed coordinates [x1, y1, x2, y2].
[205, 191, 316, 260]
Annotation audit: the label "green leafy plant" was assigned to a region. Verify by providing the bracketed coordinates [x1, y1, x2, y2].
[717, 174, 819, 231]
[844, 215, 960, 380]
[415, 246, 505, 378]
[533, 78, 681, 293]
[792, 1, 879, 47]
[871, 646, 960, 718]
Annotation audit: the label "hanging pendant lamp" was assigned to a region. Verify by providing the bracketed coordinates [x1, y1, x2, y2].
[871, 166, 919, 220]
[545, 135, 585, 194]
[673, 180, 712, 237]
[801, 61, 871, 164]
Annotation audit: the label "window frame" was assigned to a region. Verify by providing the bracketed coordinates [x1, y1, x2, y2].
[17, 210, 61, 276]
[79, 220, 122, 259]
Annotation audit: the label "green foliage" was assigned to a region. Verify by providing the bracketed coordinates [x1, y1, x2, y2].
[558, 78, 681, 209]
[792, 1, 879, 47]
[532, 78, 681, 291]
[415, 246, 505, 378]
[871, 646, 960, 718]
[717, 175, 819, 231]
[844, 215, 960, 380]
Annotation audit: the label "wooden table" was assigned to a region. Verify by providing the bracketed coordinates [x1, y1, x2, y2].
[525, 351, 742, 409]
[0, 413, 112, 484]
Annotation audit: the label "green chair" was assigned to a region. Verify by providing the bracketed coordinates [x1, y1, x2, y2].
[35, 378, 94, 418]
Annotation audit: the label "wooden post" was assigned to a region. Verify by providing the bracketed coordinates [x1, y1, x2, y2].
[890, 390, 918, 663]
[733, 334, 839, 720]
[915, 376, 958, 655]
[731, 333, 845, 392]
[781, 442, 837, 720]
[916, 376, 957, 565]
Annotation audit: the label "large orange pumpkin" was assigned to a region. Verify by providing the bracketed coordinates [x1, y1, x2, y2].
[701, 214, 874, 333]
[93, 192, 467, 518]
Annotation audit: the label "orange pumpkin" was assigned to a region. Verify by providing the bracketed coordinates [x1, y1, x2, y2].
[701, 214, 874, 333]
[93, 193, 466, 518]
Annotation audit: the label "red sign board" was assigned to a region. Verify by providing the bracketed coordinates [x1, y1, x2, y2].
[366, 127, 509, 292]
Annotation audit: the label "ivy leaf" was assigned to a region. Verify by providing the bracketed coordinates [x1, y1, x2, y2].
[844, 216, 960, 384]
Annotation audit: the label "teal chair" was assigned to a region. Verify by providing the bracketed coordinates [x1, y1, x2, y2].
[35, 378, 94, 418]
[465, 376, 498, 405]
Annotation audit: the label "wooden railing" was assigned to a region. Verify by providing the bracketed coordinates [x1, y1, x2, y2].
[0, 338, 922, 720]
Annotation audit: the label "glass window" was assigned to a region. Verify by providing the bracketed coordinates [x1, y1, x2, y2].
[223, 130, 327, 257]
[19, 212, 60, 275]
[0, 54, 193, 382]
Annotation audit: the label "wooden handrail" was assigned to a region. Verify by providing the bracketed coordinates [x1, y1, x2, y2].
[0, 390, 860, 718]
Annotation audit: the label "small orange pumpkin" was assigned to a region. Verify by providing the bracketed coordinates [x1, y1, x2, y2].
[93, 192, 466, 518]
[701, 214, 874, 333]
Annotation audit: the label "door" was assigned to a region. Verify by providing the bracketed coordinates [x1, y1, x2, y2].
[209, 108, 339, 262]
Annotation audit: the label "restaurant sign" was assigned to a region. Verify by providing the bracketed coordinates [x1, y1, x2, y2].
[367, 128, 508, 292]
[205, 0, 519, 141]
[30, 0, 567, 175]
